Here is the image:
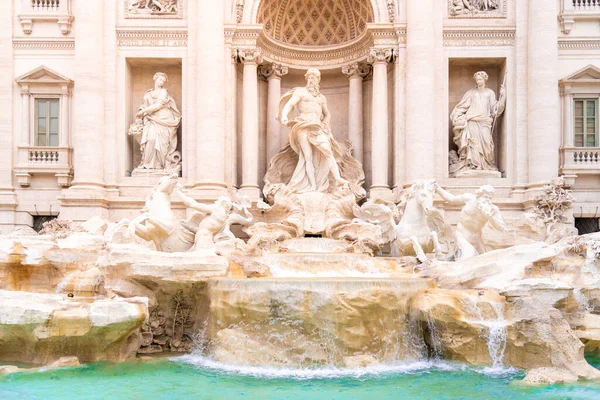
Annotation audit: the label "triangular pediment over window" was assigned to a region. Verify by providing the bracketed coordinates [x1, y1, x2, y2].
[16, 65, 73, 86]
[560, 65, 600, 84]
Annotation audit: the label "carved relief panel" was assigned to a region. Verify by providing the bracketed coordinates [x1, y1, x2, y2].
[448, 0, 506, 19]
[125, 0, 183, 19]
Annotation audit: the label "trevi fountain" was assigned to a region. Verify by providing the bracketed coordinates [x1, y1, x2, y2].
[2, 1, 600, 399]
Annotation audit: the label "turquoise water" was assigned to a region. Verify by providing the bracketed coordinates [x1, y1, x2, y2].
[1, 355, 599, 400]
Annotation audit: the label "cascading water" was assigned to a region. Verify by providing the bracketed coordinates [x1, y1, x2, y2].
[460, 298, 507, 369]
[200, 277, 434, 368]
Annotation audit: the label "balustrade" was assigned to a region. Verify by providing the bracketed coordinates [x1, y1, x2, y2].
[15, 145, 73, 187]
[572, 0, 600, 11]
[31, 0, 61, 12]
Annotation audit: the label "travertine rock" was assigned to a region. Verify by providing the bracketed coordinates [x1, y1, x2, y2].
[0, 290, 147, 365]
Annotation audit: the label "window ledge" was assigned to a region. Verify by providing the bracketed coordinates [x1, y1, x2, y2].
[18, 13, 73, 35]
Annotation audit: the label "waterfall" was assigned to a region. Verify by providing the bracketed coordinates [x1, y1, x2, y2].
[573, 288, 593, 313]
[460, 297, 507, 368]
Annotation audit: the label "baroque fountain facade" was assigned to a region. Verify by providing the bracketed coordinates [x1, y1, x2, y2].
[2, 0, 600, 389]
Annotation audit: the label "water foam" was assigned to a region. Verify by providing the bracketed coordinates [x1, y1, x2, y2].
[174, 354, 518, 380]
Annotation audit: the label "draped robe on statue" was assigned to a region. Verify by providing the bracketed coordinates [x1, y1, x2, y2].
[275, 88, 346, 194]
[450, 87, 502, 174]
[138, 89, 181, 170]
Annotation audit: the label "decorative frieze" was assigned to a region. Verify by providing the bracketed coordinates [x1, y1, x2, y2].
[443, 28, 515, 46]
[116, 29, 187, 47]
[124, 0, 183, 19]
[13, 38, 75, 50]
[558, 39, 600, 50]
[448, 0, 506, 19]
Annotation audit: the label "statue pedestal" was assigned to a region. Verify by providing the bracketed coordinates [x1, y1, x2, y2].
[131, 166, 180, 177]
[453, 169, 501, 179]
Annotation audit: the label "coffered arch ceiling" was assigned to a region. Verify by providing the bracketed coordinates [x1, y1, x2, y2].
[257, 0, 374, 47]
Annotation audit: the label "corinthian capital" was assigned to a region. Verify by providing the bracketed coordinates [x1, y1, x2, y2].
[367, 48, 395, 65]
[259, 63, 289, 80]
[341, 63, 371, 79]
[234, 48, 263, 65]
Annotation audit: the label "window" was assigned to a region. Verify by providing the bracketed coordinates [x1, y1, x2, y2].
[575, 218, 600, 235]
[574, 99, 598, 147]
[34, 98, 59, 147]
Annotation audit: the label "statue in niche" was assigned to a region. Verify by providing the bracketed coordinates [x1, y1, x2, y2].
[264, 68, 365, 198]
[449, 71, 506, 177]
[129, 72, 182, 174]
[435, 184, 509, 260]
[129, 0, 178, 14]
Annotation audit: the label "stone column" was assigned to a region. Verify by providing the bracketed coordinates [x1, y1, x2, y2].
[194, 0, 228, 196]
[238, 49, 262, 200]
[20, 86, 30, 145]
[69, 0, 105, 189]
[342, 63, 368, 163]
[527, 0, 559, 187]
[261, 63, 288, 165]
[405, 0, 435, 182]
[368, 49, 393, 198]
[0, 0, 16, 233]
[561, 86, 574, 147]
[59, 86, 70, 147]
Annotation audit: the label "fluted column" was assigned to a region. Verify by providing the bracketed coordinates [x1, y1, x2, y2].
[261, 63, 288, 165]
[239, 49, 262, 200]
[195, 0, 227, 196]
[527, 0, 559, 188]
[405, 0, 435, 182]
[70, 0, 105, 188]
[368, 49, 393, 198]
[342, 63, 368, 163]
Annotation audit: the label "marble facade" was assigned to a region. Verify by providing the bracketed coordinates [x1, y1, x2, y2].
[1, 0, 600, 233]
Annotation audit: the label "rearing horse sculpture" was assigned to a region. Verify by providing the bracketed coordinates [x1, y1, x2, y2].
[353, 180, 447, 263]
[105, 174, 195, 252]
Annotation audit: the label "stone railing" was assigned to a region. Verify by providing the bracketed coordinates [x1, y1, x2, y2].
[30, 0, 63, 12]
[572, 0, 600, 10]
[18, 0, 73, 34]
[14, 146, 73, 187]
[560, 0, 600, 33]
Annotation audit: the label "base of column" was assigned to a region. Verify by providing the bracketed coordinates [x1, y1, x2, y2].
[238, 185, 262, 201]
[58, 185, 110, 221]
[369, 186, 393, 201]
[0, 189, 18, 234]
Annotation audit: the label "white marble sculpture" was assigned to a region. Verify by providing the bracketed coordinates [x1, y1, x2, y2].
[264, 68, 364, 197]
[353, 180, 447, 263]
[435, 184, 508, 260]
[449, 71, 506, 177]
[107, 175, 251, 253]
[450, 0, 499, 16]
[129, 72, 182, 173]
[129, 0, 178, 14]
[176, 188, 253, 252]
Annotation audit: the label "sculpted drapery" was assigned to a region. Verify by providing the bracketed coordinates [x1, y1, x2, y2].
[450, 71, 505, 176]
[133, 72, 182, 171]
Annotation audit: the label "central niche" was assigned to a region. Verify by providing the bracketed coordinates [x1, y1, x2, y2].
[257, 0, 374, 47]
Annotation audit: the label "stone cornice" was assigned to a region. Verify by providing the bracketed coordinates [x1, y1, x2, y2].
[443, 28, 515, 47]
[116, 29, 187, 47]
[13, 38, 75, 50]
